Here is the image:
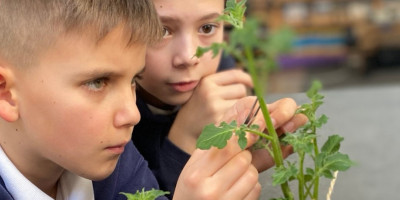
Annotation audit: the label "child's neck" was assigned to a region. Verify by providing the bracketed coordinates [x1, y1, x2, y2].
[136, 84, 177, 111]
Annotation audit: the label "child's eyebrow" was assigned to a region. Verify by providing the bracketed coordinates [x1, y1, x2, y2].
[159, 12, 221, 24]
[198, 13, 221, 22]
[76, 70, 117, 79]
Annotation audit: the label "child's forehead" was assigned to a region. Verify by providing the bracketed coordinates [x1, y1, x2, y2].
[153, 0, 224, 17]
[40, 27, 146, 70]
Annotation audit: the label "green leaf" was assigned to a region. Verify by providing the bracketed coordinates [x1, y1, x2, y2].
[304, 168, 315, 183]
[196, 121, 237, 150]
[229, 18, 260, 48]
[236, 128, 247, 150]
[120, 188, 169, 200]
[321, 135, 344, 155]
[219, 0, 247, 28]
[272, 164, 298, 186]
[282, 132, 316, 154]
[314, 114, 328, 128]
[316, 152, 353, 179]
[194, 43, 226, 58]
[306, 80, 323, 99]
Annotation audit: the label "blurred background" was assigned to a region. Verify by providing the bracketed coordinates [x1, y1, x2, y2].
[237, 0, 400, 94]
[235, 0, 400, 199]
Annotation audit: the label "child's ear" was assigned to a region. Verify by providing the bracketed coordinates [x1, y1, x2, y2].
[0, 64, 18, 122]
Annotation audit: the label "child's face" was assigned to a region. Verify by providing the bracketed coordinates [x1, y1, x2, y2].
[12, 27, 144, 180]
[137, 0, 225, 106]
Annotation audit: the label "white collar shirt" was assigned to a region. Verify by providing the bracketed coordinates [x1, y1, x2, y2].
[0, 145, 94, 200]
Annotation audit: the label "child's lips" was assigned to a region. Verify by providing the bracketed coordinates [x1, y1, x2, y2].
[169, 81, 198, 92]
[106, 142, 127, 154]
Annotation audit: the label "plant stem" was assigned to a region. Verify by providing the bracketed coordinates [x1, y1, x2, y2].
[244, 45, 294, 200]
[298, 152, 305, 200]
[312, 126, 320, 199]
[245, 129, 273, 141]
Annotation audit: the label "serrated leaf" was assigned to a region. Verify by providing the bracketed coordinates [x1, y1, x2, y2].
[120, 188, 169, 200]
[306, 80, 323, 99]
[316, 152, 353, 179]
[314, 114, 328, 128]
[220, 0, 247, 28]
[194, 46, 210, 58]
[272, 164, 298, 186]
[304, 168, 315, 182]
[196, 121, 237, 150]
[236, 129, 247, 150]
[321, 135, 343, 155]
[324, 152, 353, 171]
[194, 43, 226, 58]
[282, 132, 316, 154]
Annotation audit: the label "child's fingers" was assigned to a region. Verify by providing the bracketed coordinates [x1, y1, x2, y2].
[221, 96, 259, 125]
[267, 98, 298, 129]
[243, 182, 262, 200]
[279, 113, 308, 133]
[221, 163, 260, 200]
[218, 83, 248, 100]
[281, 144, 294, 159]
[211, 150, 253, 190]
[186, 135, 250, 177]
[211, 69, 253, 87]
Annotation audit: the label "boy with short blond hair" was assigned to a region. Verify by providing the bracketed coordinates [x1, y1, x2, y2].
[0, 0, 264, 199]
[0, 0, 162, 199]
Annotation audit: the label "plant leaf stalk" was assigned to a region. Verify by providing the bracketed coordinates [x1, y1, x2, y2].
[312, 125, 320, 199]
[244, 45, 294, 200]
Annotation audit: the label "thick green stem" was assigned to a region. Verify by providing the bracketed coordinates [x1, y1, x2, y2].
[298, 152, 305, 200]
[244, 46, 294, 200]
[312, 126, 320, 199]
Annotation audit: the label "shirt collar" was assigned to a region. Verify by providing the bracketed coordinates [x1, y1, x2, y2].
[0, 145, 94, 200]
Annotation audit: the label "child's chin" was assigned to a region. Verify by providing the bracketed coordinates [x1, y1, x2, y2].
[85, 162, 118, 181]
[87, 170, 114, 181]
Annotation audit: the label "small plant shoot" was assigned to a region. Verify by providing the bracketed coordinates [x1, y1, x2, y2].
[120, 189, 169, 200]
[195, 0, 353, 200]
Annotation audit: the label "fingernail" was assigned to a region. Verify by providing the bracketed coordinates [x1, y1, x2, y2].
[283, 121, 294, 133]
[248, 132, 259, 141]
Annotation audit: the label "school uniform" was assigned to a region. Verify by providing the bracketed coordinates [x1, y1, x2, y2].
[132, 95, 190, 199]
[131, 55, 237, 199]
[0, 142, 167, 200]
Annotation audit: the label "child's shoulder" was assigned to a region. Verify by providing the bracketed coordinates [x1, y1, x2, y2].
[0, 176, 13, 200]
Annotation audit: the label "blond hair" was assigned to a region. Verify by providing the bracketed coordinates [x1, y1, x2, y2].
[0, 0, 162, 67]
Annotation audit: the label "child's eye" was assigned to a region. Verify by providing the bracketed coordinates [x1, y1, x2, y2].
[131, 77, 137, 88]
[85, 77, 108, 92]
[162, 27, 171, 38]
[199, 24, 217, 34]
[131, 70, 144, 88]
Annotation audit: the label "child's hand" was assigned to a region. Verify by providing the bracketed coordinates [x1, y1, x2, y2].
[247, 98, 308, 172]
[173, 97, 262, 200]
[169, 69, 253, 154]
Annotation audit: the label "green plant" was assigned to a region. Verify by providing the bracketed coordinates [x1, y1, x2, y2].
[195, 0, 353, 200]
[120, 189, 169, 200]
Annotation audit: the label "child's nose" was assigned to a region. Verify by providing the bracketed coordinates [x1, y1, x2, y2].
[113, 87, 140, 128]
[172, 34, 199, 68]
